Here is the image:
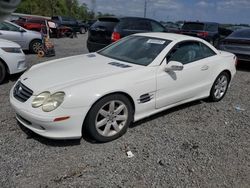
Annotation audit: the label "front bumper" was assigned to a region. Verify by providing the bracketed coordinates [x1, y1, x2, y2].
[10, 86, 89, 139]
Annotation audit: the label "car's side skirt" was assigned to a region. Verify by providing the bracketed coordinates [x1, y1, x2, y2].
[133, 95, 209, 123]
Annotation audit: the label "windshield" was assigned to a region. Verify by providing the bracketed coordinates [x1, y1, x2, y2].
[99, 36, 170, 66]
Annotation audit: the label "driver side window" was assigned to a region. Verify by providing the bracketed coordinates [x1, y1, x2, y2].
[167, 41, 217, 65]
[167, 42, 201, 65]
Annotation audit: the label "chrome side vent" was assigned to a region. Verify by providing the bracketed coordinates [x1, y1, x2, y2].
[138, 93, 153, 104]
[108, 62, 131, 68]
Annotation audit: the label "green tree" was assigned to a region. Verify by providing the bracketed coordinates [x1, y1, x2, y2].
[15, 0, 114, 20]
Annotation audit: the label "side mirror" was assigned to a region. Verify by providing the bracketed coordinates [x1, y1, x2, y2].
[165, 61, 184, 72]
[19, 27, 26, 32]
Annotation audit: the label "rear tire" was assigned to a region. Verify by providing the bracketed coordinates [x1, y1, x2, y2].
[209, 72, 230, 102]
[0, 61, 6, 84]
[84, 94, 133, 142]
[29, 39, 42, 54]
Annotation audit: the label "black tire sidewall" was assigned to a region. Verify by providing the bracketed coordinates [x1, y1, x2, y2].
[30, 40, 42, 54]
[84, 94, 133, 142]
[0, 61, 6, 84]
[210, 72, 230, 102]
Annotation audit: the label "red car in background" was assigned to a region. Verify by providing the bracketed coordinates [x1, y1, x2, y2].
[14, 17, 47, 32]
[14, 16, 73, 38]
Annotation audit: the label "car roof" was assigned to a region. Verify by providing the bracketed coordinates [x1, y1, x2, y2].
[98, 16, 159, 22]
[134, 32, 202, 42]
[184, 21, 219, 25]
[19, 16, 47, 20]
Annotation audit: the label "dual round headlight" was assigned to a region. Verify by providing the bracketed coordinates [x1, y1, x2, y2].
[32, 92, 65, 112]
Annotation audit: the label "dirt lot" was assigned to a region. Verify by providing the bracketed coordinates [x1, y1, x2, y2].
[0, 34, 250, 188]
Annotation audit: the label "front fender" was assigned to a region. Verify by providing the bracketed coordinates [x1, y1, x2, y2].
[61, 80, 134, 109]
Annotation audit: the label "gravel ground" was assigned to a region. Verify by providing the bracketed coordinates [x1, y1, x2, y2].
[0, 34, 250, 188]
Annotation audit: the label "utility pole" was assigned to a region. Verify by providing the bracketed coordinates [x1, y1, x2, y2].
[144, 0, 147, 18]
[91, 0, 96, 13]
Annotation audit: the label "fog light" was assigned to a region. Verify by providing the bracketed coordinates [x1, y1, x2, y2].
[17, 60, 27, 69]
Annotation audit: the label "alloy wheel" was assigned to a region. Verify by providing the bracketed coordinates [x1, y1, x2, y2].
[213, 75, 228, 99]
[95, 100, 128, 137]
[32, 42, 42, 53]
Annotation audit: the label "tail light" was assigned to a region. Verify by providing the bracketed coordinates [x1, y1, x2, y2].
[197, 31, 209, 37]
[111, 32, 121, 42]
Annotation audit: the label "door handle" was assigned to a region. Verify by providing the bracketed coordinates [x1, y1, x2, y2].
[201, 65, 209, 71]
[0, 32, 2, 35]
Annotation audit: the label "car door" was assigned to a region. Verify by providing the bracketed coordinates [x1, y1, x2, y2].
[0, 22, 26, 48]
[156, 41, 217, 109]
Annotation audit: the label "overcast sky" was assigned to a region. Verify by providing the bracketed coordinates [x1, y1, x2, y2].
[79, 0, 250, 24]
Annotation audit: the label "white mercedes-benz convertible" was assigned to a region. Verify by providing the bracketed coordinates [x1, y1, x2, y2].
[10, 33, 236, 142]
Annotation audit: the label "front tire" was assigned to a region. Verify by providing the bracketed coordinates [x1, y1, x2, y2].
[0, 61, 6, 84]
[209, 72, 230, 102]
[29, 39, 42, 54]
[84, 94, 133, 142]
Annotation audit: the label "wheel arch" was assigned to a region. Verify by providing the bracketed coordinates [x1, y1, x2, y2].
[0, 57, 10, 74]
[211, 69, 232, 89]
[208, 69, 232, 102]
[220, 69, 232, 82]
[29, 38, 42, 51]
[81, 91, 136, 134]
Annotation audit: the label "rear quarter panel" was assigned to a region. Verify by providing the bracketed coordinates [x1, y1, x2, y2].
[213, 50, 236, 83]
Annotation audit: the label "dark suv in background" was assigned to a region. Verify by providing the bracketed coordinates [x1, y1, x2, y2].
[180, 21, 232, 47]
[51, 16, 86, 34]
[87, 16, 166, 52]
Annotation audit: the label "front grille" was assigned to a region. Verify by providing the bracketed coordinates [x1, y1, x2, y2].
[13, 81, 33, 102]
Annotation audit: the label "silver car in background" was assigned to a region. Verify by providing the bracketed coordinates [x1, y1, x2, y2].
[219, 29, 250, 62]
[0, 38, 26, 84]
[0, 20, 42, 53]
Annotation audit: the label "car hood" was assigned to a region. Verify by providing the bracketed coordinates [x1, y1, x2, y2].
[0, 38, 20, 48]
[20, 53, 141, 94]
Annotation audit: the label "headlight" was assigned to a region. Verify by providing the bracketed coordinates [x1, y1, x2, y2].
[32, 92, 50, 108]
[42, 92, 65, 112]
[32, 92, 65, 112]
[1, 47, 22, 53]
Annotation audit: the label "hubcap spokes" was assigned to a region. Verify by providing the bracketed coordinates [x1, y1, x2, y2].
[214, 75, 228, 99]
[95, 100, 128, 137]
[33, 43, 42, 52]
